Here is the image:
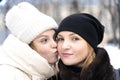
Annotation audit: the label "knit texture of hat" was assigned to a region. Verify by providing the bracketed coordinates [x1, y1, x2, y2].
[57, 13, 104, 53]
[5, 2, 58, 44]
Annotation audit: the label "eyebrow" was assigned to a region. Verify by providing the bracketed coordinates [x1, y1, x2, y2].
[36, 34, 49, 39]
[58, 32, 75, 37]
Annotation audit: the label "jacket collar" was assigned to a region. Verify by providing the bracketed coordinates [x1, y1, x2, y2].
[0, 34, 55, 79]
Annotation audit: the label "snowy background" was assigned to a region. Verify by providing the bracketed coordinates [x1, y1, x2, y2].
[104, 44, 120, 69]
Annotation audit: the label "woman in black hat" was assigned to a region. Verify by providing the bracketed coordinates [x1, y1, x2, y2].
[50, 13, 120, 80]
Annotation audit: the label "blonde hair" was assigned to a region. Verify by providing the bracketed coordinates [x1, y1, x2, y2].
[80, 44, 96, 77]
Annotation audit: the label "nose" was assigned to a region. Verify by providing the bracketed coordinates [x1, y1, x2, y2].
[62, 40, 70, 50]
[51, 40, 57, 48]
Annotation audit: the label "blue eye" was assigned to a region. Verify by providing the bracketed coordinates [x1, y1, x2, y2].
[40, 38, 48, 44]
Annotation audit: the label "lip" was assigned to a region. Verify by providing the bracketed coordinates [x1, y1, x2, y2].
[61, 53, 72, 57]
[54, 51, 58, 55]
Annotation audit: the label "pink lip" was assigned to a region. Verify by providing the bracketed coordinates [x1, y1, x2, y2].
[54, 51, 58, 55]
[62, 53, 72, 57]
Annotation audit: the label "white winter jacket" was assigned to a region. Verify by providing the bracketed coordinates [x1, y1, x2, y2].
[0, 34, 55, 80]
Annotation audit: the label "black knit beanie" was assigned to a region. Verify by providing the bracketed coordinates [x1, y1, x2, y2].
[57, 13, 104, 53]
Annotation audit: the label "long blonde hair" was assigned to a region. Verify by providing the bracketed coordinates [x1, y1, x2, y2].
[80, 44, 96, 77]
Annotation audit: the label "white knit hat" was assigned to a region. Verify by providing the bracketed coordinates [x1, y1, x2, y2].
[5, 2, 58, 44]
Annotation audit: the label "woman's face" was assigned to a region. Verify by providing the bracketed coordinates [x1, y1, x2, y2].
[57, 31, 90, 67]
[30, 29, 58, 64]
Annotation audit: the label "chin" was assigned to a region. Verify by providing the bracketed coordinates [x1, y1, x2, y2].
[49, 59, 58, 65]
[62, 60, 73, 66]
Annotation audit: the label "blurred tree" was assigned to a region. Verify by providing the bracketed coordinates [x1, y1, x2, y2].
[70, 0, 79, 13]
[108, 0, 118, 45]
[98, 0, 119, 46]
[116, 0, 120, 48]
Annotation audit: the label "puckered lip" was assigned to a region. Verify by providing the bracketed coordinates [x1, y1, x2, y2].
[54, 51, 58, 55]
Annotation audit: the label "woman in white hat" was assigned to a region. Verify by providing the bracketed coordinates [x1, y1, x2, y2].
[0, 2, 58, 80]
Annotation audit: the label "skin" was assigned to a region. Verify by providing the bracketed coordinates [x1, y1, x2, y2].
[57, 31, 91, 67]
[30, 29, 58, 65]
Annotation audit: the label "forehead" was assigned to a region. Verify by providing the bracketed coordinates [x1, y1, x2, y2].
[37, 29, 55, 37]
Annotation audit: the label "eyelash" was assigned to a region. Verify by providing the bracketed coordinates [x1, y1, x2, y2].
[57, 37, 80, 42]
[57, 38, 63, 42]
[72, 37, 79, 41]
[40, 38, 48, 43]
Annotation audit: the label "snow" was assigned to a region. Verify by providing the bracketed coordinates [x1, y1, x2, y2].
[0, 0, 7, 6]
[104, 44, 120, 69]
